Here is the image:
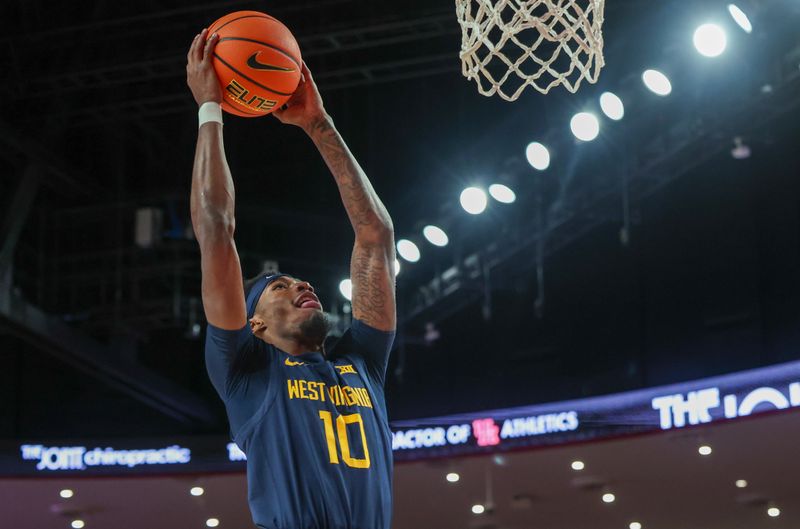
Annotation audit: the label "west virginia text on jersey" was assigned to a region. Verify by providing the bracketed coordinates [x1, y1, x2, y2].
[286, 378, 373, 408]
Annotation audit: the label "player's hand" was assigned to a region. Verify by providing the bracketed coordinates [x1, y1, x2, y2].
[273, 62, 328, 131]
[186, 28, 222, 106]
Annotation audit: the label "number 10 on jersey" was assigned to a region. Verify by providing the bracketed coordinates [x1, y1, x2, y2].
[318, 410, 371, 469]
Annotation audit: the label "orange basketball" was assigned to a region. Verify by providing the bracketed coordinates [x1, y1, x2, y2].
[207, 11, 302, 118]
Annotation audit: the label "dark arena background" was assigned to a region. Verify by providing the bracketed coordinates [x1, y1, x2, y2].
[2, 1, 800, 528]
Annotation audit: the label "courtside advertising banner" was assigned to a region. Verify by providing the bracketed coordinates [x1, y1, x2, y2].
[2, 360, 798, 475]
[390, 359, 800, 460]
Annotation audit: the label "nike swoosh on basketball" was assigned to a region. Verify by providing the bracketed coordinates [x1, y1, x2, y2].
[247, 52, 295, 72]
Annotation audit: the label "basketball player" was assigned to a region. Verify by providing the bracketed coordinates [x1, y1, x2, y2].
[186, 29, 396, 529]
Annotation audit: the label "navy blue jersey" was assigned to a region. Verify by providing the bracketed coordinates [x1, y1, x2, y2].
[205, 319, 395, 529]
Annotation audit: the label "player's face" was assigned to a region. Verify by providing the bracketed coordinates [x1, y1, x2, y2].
[257, 276, 325, 339]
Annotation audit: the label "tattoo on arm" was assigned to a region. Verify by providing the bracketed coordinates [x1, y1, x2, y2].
[350, 243, 395, 330]
[308, 115, 396, 330]
[308, 116, 392, 232]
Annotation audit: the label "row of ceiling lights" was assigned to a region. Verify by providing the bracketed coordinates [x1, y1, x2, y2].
[335, 185, 516, 300]
[335, 5, 755, 300]
[51, 440, 782, 527]
[443, 441, 782, 522]
[56, 486, 220, 528]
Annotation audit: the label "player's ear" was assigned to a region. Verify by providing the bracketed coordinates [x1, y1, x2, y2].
[249, 316, 267, 333]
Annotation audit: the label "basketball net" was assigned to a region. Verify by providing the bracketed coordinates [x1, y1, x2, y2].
[456, 0, 605, 99]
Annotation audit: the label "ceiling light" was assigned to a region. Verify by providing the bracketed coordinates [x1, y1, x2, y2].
[525, 142, 550, 170]
[767, 507, 780, 518]
[71, 521, 85, 529]
[424, 322, 440, 344]
[570, 112, 600, 141]
[423, 225, 449, 247]
[397, 239, 421, 263]
[629, 523, 642, 529]
[489, 184, 516, 204]
[698, 445, 712, 456]
[731, 136, 751, 159]
[60, 489, 74, 499]
[460, 187, 488, 215]
[472, 504, 485, 514]
[693, 23, 727, 57]
[602, 493, 616, 503]
[735, 479, 748, 488]
[571, 460, 585, 471]
[727, 4, 752, 33]
[190, 486, 204, 496]
[599, 92, 624, 120]
[642, 69, 672, 96]
[206, 519, 220, 528]
[446, 472, 460, 483]
[338, 279, 352, 301]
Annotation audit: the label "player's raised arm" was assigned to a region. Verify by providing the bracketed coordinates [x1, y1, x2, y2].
[187, 29, 247, 330]
[274, 64, 396, 332]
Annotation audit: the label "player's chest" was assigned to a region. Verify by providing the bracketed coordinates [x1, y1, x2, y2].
[279, 358, 373, 412]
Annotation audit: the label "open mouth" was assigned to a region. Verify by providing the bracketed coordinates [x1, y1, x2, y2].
[295, 293, 322, 310]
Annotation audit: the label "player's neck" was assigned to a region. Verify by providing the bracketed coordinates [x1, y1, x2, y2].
[267, 334, 323, 357]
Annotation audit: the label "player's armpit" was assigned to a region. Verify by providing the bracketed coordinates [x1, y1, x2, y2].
[198, 229, 247, 330]
[350, 238, 396, 332]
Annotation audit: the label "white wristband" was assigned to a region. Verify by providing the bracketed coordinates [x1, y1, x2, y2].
[198, 102, 223, 128]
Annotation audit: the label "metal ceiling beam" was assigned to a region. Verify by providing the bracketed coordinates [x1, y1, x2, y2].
[0, 288, 216, 427]
[2, 10, 457, 124]
[0, 164, 42, 278]
[21, 53, 458, 126]
[2, 10, 453, 98]
[0, 120, 102, 197]
[2, 0, 357, 42]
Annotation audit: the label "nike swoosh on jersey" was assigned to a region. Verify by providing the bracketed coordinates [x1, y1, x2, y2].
[284, 358, 305, 366]
[246, 52, 295, 72]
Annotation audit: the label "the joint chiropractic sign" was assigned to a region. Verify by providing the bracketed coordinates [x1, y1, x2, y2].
[19, 444, 191, 471]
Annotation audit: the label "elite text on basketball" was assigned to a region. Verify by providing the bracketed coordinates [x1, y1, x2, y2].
[225, 79, 277, 112]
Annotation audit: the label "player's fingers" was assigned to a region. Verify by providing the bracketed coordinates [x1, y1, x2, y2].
[203, 32, 219, 62]
[300, 61, 313, 82]
[282, 88, 302, 107]
[187, 33, 200, 63]
[195, 28, 208, 62]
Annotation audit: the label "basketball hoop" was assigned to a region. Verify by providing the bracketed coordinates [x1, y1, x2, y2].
[456, 0, 606, 99]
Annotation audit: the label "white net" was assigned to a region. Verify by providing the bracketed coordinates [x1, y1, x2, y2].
[456, 0, 606, 99]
